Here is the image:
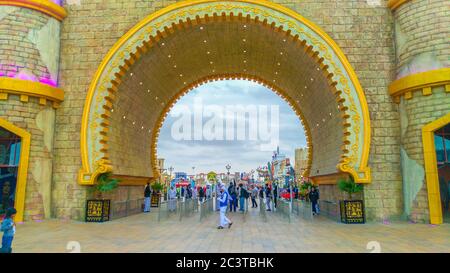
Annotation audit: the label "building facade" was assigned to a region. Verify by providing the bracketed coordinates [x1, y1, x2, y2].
[0, 0, 448, 224]
[294, 148, 308, 180]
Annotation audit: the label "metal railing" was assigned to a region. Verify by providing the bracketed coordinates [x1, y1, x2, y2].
[242, 197, 249, 222]
[158, 198, 178, 222]
[292, 199, 313, 220]
[110, 198, 145, 220]
[192, 198, 199, 213]
[199, 197, 214, 221]
[179, 198, 195, 221]
[276, 199, 291, 223]
[259, 197, 267, 222]
[319, 200, 340, 222]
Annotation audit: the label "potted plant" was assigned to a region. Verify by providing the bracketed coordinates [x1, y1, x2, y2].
[337, 176, 365, 224]
[150, 181, 164, 207]
[299, 181, 312, 201]
[85, 172, 120, 222]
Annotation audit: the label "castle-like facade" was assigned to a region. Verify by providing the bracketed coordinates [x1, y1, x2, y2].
[0, 0, 448, 224]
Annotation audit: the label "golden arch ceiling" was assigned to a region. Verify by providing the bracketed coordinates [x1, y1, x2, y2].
[79, 0, 371, 185]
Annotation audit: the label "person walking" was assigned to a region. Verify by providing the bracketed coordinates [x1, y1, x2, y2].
[309, 186, 320, 215]
[144, 182, 152, 213]
[199, 186, 205, 203]
[228, 182, 237, 212]
[215, 182, 222, 211]
[1, 207, 16, 253]
[206, 185, 211, 200]
[168, 186, 177, 212]
[239, 183, 246, 212]
[265, 184, 272, 211]
[273, 183, 278, 209]
[181, 186, 186, 199]
[186, 185, 192, 199]
[192, 185, 197, 200]
[217, 184, 232, 229]
[251, 186, 258, 208]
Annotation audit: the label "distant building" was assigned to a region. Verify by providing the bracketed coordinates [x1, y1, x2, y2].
[270, 146, 294, 187]
[295, 148, 308, 179]
[157, 158, 165, 173]
[175, 172, 187, 180]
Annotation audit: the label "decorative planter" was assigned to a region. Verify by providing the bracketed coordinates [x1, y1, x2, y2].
[85, 199, 110, 222]
[151, 193, 160, 207]
[339, 200, 365, 224]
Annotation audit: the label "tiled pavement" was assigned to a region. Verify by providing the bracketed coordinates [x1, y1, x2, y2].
[12, 207, 450, 253]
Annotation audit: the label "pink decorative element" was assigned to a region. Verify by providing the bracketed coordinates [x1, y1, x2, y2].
[1, 72, 58, 87]
[16, 72, 38, 82]
[39, 77, 58, 87]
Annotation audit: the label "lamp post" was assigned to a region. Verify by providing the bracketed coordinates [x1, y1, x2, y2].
[226, 164, 231, 184]
[167, 166, 174, 201]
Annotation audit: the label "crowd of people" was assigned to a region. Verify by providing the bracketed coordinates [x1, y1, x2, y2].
[143, 179, 321, 230]
[214, 180, 321, 229]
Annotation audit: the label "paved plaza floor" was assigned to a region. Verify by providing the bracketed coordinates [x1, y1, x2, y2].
[12, 207, 450, 253]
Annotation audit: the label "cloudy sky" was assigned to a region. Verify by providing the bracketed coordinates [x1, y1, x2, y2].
[157, 80, 306, 174]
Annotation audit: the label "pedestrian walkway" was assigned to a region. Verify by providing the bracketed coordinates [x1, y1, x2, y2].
[12, 207, 450, 253]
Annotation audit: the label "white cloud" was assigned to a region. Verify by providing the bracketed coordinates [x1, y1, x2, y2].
[158, 80, 306, 174]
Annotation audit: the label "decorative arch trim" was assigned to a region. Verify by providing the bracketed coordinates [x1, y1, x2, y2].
[0, 118, 31, 222]
[79, 0, 371, 185]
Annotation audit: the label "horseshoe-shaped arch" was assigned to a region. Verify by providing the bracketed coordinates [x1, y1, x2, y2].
[78, 0, 371, 185]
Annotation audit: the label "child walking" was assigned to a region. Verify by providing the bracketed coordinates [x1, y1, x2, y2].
[1, 207, 17, 253]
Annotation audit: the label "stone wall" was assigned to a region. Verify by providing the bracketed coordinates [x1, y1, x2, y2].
[97, 185, 145, 219]
[399, 86, 450, 222]
[393, 0, 450, 79]
[0, 6, 61, 85]
[0, 95, 56, 221]
[392, 0, 450, 223]
[55, 0, 402, 221]
[319, 184, 364, 219]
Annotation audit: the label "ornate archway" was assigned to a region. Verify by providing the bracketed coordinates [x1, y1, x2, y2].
[79, 0, 371, 185]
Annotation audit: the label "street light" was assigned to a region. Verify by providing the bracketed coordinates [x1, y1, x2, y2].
[167, 166, 174, 201]
[225, 164, 231, 183]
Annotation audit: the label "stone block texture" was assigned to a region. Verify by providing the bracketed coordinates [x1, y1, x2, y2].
[0, 6, 61, 84]
[393, 0, 450, 79]
[393, 0, 450, 223]
[399, 86, 450, 222]
[0, 95, 58, 221]
[52, 0, 402, 221]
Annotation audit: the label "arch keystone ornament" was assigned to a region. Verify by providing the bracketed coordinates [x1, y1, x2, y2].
[79, 0, 372, 185]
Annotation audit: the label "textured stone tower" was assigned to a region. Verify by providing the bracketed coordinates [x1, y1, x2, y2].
[388, 0, 450, 223]
[0, 0, 66, 221]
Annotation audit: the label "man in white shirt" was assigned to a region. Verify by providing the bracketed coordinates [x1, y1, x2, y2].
[217, 184, 233, 229]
